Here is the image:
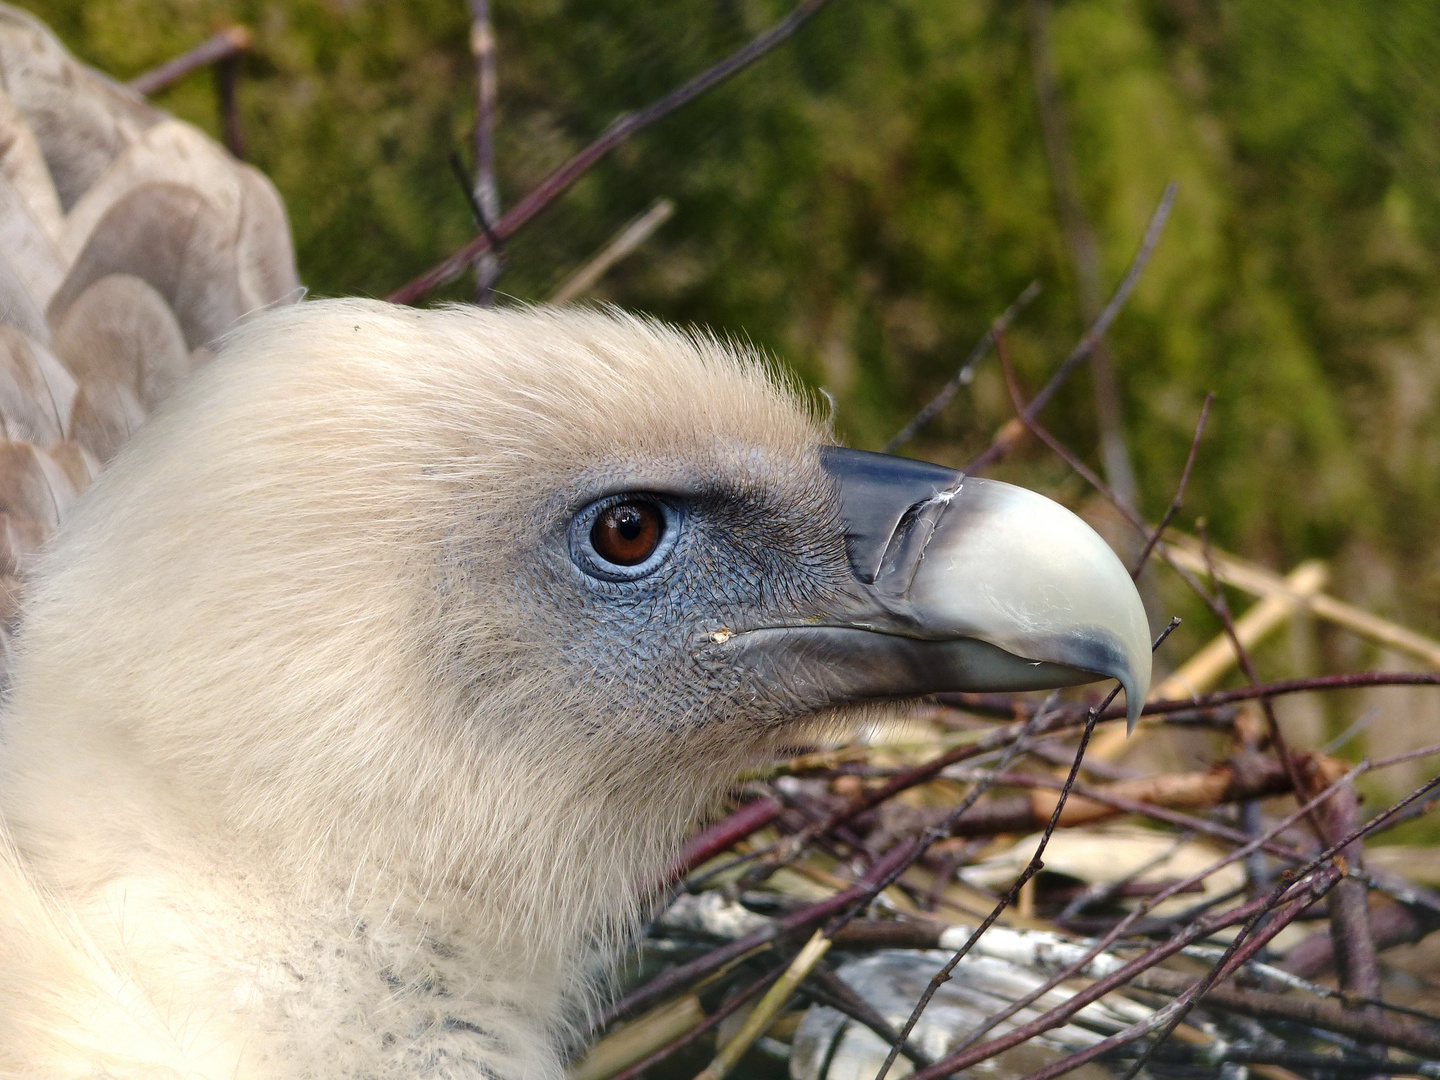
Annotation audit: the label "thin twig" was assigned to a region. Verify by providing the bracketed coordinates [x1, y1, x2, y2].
[1109, 1039, 1439, 1076]
[702, 695, 1067, 1073]
[1198, 521, 1327, 844]
[388, 0, 837, 304]
[943, 768, 1440, 1080]
[966, 181, 1177, 473]
[670, 797, 782, 883]
[446, 150, 507, 269]
[803, 964, 935, 1068]
[212, 53, 244, 158]
[1057, 830, 1195, 923]
[882, 280, 1042, 452]
[129, 26, 252, 97]
[1086, 771, 1440, 1080]
[1004, 867, 1345, 1080]
[550, 198, 675, 304]
[1322, 778, 1383, 1022]
[604, 967, 782, 1080]
[1131, 393, 1212, 578]
[905, 868, 1343, 1080]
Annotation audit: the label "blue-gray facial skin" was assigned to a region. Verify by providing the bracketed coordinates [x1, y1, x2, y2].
[479, 443, 1149, 748]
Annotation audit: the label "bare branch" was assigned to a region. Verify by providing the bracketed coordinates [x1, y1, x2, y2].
[1197, 521, 1327, 844]
[550, 198, 675, 304]
[882, 280, 1042, 453]
[603, 968, 782, 1080]
[129, 26, 251, 97]
[1131, 393, 1212, 578]
[966, 181, 1177, 473]
[1322, 779, 1383, 1019]
[388, 0, 837, 304]
[873, 685, 1121, 1080]
[663, 672, 1440, 887]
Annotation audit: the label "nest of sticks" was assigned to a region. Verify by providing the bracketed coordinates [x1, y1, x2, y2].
[570, 192, 1440, 1080]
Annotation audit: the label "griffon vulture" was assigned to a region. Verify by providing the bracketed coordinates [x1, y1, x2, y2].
[0, 9, 1152, 1080]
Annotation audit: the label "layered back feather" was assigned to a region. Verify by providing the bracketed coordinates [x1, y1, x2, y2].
[0, 4, 299, 677]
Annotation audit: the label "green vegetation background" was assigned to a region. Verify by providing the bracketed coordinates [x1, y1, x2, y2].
[21, 1, 1440, 720]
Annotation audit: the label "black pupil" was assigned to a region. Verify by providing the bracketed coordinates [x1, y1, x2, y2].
[615, 506, 643, 540]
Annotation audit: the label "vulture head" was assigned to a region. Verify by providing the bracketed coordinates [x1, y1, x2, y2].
[0, 300, 1149, 1077]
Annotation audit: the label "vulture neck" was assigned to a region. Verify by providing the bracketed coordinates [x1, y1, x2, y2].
[3, 710, 728, 1078]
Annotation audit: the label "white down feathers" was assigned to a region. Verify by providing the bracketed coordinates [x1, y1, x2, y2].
[0, 301, 828, 1080]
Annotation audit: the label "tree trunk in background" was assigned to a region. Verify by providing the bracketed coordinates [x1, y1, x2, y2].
[1027, 0, 1138, 518]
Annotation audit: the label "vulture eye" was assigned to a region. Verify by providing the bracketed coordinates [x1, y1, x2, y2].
[592, 502, 662, 565]
[571, 496, 680, 580]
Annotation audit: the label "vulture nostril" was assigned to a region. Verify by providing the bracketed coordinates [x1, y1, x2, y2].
[591, 501, 662, 565]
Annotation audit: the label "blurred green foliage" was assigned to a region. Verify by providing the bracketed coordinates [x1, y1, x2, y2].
[21, 0, 1440, 652]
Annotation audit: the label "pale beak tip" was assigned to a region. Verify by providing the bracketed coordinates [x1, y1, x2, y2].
[1125, 691, 1142, 736]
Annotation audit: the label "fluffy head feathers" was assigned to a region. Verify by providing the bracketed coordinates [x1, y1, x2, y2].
[0, 301, 856, 1077]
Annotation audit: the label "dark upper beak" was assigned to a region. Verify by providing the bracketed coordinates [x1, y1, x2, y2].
[727, 447, 1152, 730]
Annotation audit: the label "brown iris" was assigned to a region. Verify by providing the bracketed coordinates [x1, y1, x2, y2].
[591, 501, 663, 566]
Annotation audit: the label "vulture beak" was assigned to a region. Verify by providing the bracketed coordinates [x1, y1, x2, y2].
[732, 448, 1152, 731]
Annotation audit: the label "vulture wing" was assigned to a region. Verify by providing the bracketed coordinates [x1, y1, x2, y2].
[0, 4, 299, 680]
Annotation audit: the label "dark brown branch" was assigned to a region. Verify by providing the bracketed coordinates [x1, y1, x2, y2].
[932, 761, 1365, 1066]
[932, 753, 1309, 836]
[966, 181, 1177, 474]
[129, 27, 252, 97]
[1322, 780, 1383, 1018]
[1142, 672, 1440, 712]
[1018, 870, 1344, 1080]
[1128, 966, 1440, 1058]
[614, 728, 1434, 1059]
[613, 694, 1084, 1031]
[1023, 771, 1440, 1080]
[993, 324, 1126, 502]
[1283, 900, 1440, 979]
[387, 0, 836, 304]
[212, 54, 244, 159]
[601, 824, 938, 1027]
[804, 964, 935, 1068]
[1116, 1041, 1438, 1076]
[953, 671, 1440, 723]
[874, 683, 1129, 1080]
[1108, 851, 1339, 1080]
[667, 796, 782, 883]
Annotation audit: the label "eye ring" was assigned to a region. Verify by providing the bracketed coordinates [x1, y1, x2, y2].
[570, 495, 681, 581]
